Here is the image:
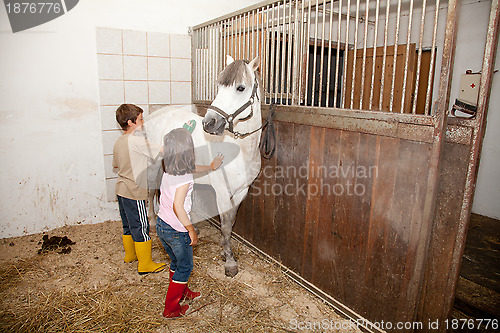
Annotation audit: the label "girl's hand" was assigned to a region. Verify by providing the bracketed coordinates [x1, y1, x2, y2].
[188, 229, 198, 246]
[210, 153, 224, 170]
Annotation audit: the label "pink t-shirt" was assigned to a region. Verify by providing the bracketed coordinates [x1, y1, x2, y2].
[158, 172, 194, 232]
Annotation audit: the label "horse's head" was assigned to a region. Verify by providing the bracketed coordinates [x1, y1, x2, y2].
[203, 55, 260, 137]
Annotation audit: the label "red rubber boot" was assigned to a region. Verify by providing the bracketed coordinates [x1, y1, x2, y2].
[169, 270, 201, 301]
[163, 280, 189, 318]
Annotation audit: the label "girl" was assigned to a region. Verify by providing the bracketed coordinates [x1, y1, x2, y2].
[157, 127, 222, 318]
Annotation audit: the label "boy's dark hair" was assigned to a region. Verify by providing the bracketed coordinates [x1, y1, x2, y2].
[162, 128, 195, 175]
[116, 104, 143, 130]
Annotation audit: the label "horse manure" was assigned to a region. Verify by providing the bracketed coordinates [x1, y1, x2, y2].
[38, 235, 76, 255]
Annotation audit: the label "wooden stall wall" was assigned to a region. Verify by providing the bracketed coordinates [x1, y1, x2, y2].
[417, 124, 472, 325]
[234, 119, 433, 328]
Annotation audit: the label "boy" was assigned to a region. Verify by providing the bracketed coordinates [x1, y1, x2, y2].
[113, 104, 165, 275]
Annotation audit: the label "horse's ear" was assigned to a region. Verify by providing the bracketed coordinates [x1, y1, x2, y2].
[249, 56, 260, 71]
[226, 55, 235, 66]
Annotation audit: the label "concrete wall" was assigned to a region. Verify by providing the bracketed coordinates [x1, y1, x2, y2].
[457, 0, 500, 220]
[0, 0, 262, 238]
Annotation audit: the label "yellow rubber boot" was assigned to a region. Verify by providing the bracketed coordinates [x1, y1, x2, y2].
[134, 240, 166, 275]
[122, 235, 137, 263]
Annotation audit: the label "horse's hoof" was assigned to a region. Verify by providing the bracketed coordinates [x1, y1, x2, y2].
[225, 266, 238, 277]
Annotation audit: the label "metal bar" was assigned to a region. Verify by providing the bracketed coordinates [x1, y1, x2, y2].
[389, 0, 402, 112]
[271, 3, 277, 102]
[425, 0, 440, 115]
[264, 5, 271, 98]
[412, 0, 427, 115]
[226, 19, 231, 66]
[321, 7, 376, 25]
[250, 10, 253, 59]
[447, 0, 500, 321]
[243, 13, 247, 59]
[286, 1, 293, 104]
[325, 0, 334, 107]
[190, 28, 197, 101]
[304, 0, 312, 106]
[333, 0, 342, 108]
[360, 0, 370, 109]
[291, 1, 301, 105]
[247, 11, 251, 59]
[280, 0, 287, 104]
[275, 2, 281, 102]
[400, 0, 414, 113]
[318, 0, 327, 107]
[302, 0, 310, 105]
[213, 25, 217, 99]
[379, 0, 390, 111]
[254, 9, 258, 60]
[192, 0, 283, 30]
[311, 0, 320, 106]
[217, 22, 222, 95]
[350, 0, 360, 109]
[204, 26, 209, 101]
[341, 0, 350, 108]
[257, 8, 267, 85]
[233, 16, 237, 58]
[209, 26, 213, 100]
[197, 29, 204, 99]
[414, 0, 461, 322]
[238, 14, 243, 59]
[369, 0, 380, 110]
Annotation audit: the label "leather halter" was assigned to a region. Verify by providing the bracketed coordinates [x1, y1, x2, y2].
[206, 76, 260, 138]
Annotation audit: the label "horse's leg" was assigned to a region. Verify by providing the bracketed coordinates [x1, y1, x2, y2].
[219, 188, 249, 277]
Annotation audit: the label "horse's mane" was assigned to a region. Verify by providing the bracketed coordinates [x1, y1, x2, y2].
[217, 60, 252, 87]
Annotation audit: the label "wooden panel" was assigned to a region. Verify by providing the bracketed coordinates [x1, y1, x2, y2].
[417, 141, 470, 326]
[234, 119, 434, 329]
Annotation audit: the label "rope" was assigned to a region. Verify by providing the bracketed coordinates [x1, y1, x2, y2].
[259, 103, 276, 160]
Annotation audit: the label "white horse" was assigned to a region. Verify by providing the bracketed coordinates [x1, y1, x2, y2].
[144, 56, 262, 277]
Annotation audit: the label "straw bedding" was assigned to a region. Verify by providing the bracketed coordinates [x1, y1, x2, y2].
[0, 220, 360, 332]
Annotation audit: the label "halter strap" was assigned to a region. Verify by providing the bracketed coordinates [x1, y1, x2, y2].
[206, 76, 259, 135]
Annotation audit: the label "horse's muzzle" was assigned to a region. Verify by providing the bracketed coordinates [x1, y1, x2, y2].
[202, 115, 226, 136]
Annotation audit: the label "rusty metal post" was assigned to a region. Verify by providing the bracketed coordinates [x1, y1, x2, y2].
[445, 0, 500, 322]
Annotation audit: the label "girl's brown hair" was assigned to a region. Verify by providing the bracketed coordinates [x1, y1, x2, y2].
[162, 128, 195, 175]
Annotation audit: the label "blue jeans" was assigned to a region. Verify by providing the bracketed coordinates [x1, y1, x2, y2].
[156, 217, 193, 283]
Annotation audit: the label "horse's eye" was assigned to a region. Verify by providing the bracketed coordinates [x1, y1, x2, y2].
[236, 85, 245, 92]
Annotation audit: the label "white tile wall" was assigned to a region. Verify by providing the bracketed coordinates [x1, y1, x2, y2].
[148, 32, 170, 57]
[101, 130, 122, 155]
[148, 57, 170, 81]
[171, 81, 192, 104]
[96, 28, 192, 201]
[100, 105, 120, 130]
[99, 80, 125, 105]
[97, 54, 123, 80]
[170, 35, 191, 58]
[96, 28, 122, 54]
[123, 30, 147, 56]
[106, 178, 118, 202]
[124, 81, 149, 104]
[103, 154, 115, 179]
[123, 56, 148, 80]
[171, 58, 191, 81]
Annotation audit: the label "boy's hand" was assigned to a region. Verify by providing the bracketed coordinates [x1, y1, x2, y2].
[210, 153, 224, 170]
[188, 229, 198, 246]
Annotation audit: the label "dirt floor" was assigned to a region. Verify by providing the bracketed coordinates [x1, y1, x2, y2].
[0, 219, 361, 333]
